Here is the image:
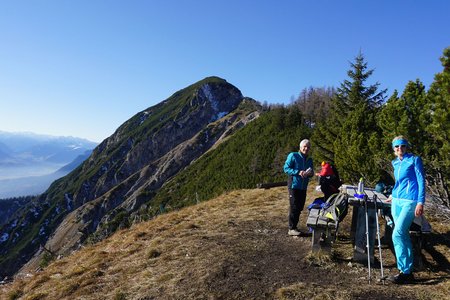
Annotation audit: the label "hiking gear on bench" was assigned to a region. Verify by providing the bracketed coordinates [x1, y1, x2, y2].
[306, 193, 349, 230]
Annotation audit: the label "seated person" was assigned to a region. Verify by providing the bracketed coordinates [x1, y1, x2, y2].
[316, 161, 342, 200]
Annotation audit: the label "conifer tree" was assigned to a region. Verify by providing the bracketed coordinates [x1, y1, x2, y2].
[376, 80, 429, 186]
[424, 47, 450, 206]
[312, 53, 386, 184]
[377, 80, 428, 154]
[371, 91, 400, 181]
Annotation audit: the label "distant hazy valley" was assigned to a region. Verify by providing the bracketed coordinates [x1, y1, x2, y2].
[0, 131, 97, 198]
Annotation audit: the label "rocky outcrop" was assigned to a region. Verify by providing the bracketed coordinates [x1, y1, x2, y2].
[0, 77, 262, 278]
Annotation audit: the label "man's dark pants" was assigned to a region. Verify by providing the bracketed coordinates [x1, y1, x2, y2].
[288, 188, 307, 230]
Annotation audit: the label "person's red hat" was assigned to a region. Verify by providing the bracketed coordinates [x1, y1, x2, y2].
[319, 161, 334, 176]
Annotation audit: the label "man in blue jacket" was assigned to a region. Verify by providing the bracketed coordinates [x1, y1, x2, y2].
[388, 136, 425, 284]
[283, 139, 314, 236]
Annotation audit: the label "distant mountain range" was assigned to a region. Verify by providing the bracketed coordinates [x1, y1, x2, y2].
[0, 131, 97, 198]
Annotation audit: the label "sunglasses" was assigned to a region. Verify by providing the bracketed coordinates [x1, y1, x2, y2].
[394, 145, 406, 148]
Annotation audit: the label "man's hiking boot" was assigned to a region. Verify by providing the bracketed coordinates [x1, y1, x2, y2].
[387, 272, 415, 284]
[288, 229, 301, 236]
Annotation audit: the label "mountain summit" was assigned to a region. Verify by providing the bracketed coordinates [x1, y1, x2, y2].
[0, 76, 262, 277]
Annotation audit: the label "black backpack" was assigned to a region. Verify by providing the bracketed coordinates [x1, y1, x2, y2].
[319, 175, 342, 200]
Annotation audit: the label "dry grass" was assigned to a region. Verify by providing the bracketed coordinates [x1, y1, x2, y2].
[1, 186, 449, 299]
[274, 282, 351, 300]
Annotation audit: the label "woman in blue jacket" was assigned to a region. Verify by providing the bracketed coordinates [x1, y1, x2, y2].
[388, 136, 425, 284]
[283, 139, 314, 236]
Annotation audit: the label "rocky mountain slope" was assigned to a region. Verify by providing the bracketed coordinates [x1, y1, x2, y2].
[2, 186, 449, 299]
[0, 197, 31, 228]
[0, 77, 262, 278]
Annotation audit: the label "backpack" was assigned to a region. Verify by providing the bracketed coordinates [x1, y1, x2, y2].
[306, 193, 349, 229]
[319, 175, 342, 199]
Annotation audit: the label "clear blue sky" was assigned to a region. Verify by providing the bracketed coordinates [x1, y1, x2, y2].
[0, 1, 448, 143]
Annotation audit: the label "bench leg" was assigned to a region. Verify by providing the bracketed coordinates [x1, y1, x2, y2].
[311, 227, 333, 253]
[312, 228, 322, 252]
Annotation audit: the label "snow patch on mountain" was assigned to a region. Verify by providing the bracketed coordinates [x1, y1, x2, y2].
[0, 233, 8, 243]
[201, 84, 230, 122]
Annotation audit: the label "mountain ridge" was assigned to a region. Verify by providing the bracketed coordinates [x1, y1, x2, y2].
[0, 76, 262, 278]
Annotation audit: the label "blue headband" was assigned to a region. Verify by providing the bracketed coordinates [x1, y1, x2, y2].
[392, 139, 408, 148]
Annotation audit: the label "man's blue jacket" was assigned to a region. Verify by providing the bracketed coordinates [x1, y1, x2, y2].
[392, 153, 426, 204]
[283, 152, 313, 190]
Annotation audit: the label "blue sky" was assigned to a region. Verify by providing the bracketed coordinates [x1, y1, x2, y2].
[0, 1, 448, 143]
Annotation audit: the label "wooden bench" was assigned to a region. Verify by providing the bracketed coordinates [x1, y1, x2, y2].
[306, 203, 341, 253]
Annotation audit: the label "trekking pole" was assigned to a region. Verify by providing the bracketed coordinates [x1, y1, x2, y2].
[373, 195, 386, 284]
[364, 194, 371, 283]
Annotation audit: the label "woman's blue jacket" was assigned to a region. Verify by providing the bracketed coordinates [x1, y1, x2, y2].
[392, 153, 426, 204]
[283, 152, 313, 190]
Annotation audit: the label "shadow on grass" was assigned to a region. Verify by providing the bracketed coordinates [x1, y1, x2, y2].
[422, 230, 450, 273]
[414, 275, 450, 285]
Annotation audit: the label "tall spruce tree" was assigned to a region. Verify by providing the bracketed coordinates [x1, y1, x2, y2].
[424, 47, 450, 206]
[373, 91, 401, 180]
[376, 80, 429, 186]
[377, 80, 428, 153]
[312, 53, 386, 184]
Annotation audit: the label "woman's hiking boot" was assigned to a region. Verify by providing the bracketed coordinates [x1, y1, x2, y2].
[388, 272, 415, 284]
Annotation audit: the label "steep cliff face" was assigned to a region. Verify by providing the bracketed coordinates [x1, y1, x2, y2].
[0, 76, 262, 278]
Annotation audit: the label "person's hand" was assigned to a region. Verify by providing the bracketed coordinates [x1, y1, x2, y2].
[385, 195, 392, 203]
[415, 203, 424, 217]
[299, 170, 306, 178]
